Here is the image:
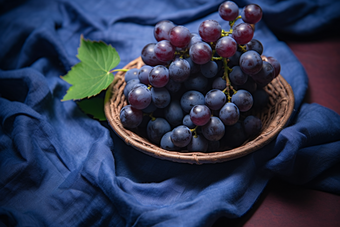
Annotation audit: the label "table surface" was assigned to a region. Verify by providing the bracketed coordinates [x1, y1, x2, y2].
[213, 35, 340, 227]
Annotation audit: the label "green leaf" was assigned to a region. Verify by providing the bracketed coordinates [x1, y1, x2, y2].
[61, 35, 120, 101]
[77, 97, 106, 121]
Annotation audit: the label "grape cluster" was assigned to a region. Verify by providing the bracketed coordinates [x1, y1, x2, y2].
[120, 1, 281, 152]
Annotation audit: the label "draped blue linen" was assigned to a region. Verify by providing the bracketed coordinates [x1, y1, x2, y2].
[1, 0, 340, 226]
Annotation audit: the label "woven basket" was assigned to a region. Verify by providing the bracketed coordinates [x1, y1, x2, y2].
[104, 57, 294, 164]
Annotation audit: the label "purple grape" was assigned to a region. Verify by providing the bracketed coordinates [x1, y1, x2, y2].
[138, 65, 153, 85]
[185, 57, 200, 74]
[184, 72, 209, 93]
[190, 104, 211, 126]
[229, 66, 248, 85]
[142, 101, 157, 113]
[128, 84, 152, 110]
[154, 40, 175, 62]
[233, 76, 257, 93]
[169, 58, 191, 83]
[246, 39, 263, 55]
[241, 4, 263, 24]
[187, 134, 208, 152]
[183, 114, 196, 129]
[266, 56, 281, 77]
[252, 88, 269, 109]
[160, 131, 180, 151]
[148, 65, 169, 88]
[124, 79, 141, 98]
[151, 87, 171, 108]
[165, 79, 182, 93]
[212, 77, 227, 90]
[239, 50, 263, 75]
[141, 43, 167, 66]
[188, 33, 202, 48]
[124, 68, 139, 82]
[227, 51, 242, 67]
[147, 118, 171, 145]
[218, 1, 239, 21]
[232, 23, 254, 45]
[251, 61, 275, 87]
[202, 116, 225, 141]
[189, 42, 212, 65]
[219, 102, 240, 125]
[231, 89, 253, 112]
[165, 100, 184, 127]
[180, 90, 205, 113]
[169, 25, 191, 48]
[200, 61, 218, 78]
[243, 115, 262, 137]
[205, 89, 226, 110]
[198, 20, 222, 43]
[222, 122, 247, 149]
[171, 125, 192, 147]
[215, 36, 237, 58]
[120, 105, 143, 129]
[154, 20, 175, 41]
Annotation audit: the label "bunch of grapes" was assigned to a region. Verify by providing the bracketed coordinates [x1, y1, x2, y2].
[119, 1, 281, 152]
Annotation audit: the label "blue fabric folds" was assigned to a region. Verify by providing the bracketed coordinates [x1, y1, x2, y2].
[1, 0, 340, 226]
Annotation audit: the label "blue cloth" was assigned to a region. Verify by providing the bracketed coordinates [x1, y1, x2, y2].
[1, 0, 340, 226]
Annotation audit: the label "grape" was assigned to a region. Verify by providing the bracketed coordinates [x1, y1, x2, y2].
[169, 58, 191, 83]
[148, 65, 169, 88]
[219, 102, 240, 125]
[125, 68, 139, 82]
[215, 36, 237, 58]
[190, 104, 211, 126]
[198, 20, 222, 43]
[124, 79, 140, 98]
[180, 90, 205, 113]
[141, 43, 166, 66]
[265, 56, 281, 77]
[183, 114, 196, 129]
[189, 42, 212, 65]
[188, 33, 202, 48]
[241, 4, 262, 24]
[160, 131, 180, 151]
[165, 79, 182, 93]
[200, 61, 218, 78]
[120, 105, 143, 129]
[231, 89, 253, 112]
[205, 89, 226, 110]
[229, 66, 248, 86]
[251, 61, 275, 87]
[154, 20, 175, 41]
[142, 101, 157, 113]
[246, 39, 263, 55]
[212, 76, 226, 90]
[147, 118, 171, 145]
[171, 125, 192, 147]
[232, 23, 254, 45]
[233, 76, 257, 93]
[138, 65, 153, 85]
[239, 50, 263, 75]
[184, 72, 209, 93]
[252, 88, 269, 109]
[227, 51, 242, 68]
[222, 122, 247, 149]
[165, 100, 184, 127]
[218, 1, 239, 21]
[243, 115, 262, 137]
[169, 25, 191, 48]
[128, 84, 152, 110]
[154, 40, 175, 62]
[151, 87, 171, 108]
[187, 134, 208, 152]
[185, 57, 200, 74]
[202, 116, 225, 141]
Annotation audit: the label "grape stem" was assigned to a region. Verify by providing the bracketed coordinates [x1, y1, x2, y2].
[190, 125, 198, 138]
[222, 58, 236, 102]
[109, 68, 129, 73]
[229, 15, 242, 28]
[238, 45, 247, 53]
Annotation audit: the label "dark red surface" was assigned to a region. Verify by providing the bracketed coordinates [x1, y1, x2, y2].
[214, 36, 340, 226]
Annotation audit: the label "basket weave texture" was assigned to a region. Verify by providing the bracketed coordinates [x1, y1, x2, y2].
[104, 57, 295, 164]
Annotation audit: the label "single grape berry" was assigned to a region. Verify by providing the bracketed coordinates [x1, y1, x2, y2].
[243, 115, 262, 137]
[171, 125, 193, 147]
[205, 89, 226, 110]
[128, 84, 152, 110]
[147, 118, 171, 145]
[218, 1, 239, 21]
[219, 102, 240, 125]
[154, 40, 175, 62]
[169, 25, 191, 48]
[190, 104, 211, 126]
[120, 105, 143, 129]
[148, 65, 170, 88]
[189, 42, 213, 65]
[198, 20, 222, 43]
[160, 131, 180, 151]
[239, 50, 263, 75]
[246, 39, 263, 55]
[215, 36, 237, 58]
[154, 20, 175, 41]
[241, 4, 262, 24]
[232, 23, 254, 45]
[231, 89, 253, 112]
[138, 65, 153, 85]
[265, 56, 281, 77]
[187, 134, 209, 152]
[141, 43, 167, 66]
[169, 58, 191, 83]
[202, 116, 225, 141]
